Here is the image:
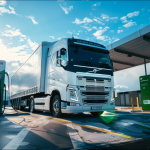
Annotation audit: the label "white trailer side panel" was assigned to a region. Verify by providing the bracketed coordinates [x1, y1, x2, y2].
[11, 42, 51, 99]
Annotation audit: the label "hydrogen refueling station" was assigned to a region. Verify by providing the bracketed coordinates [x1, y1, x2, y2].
[107, 25, 150, 111]
[0, 60, 10, 115]
[0, 60, 6, 115]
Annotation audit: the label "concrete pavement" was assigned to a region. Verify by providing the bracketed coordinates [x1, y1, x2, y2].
[0, 107, 150, 149]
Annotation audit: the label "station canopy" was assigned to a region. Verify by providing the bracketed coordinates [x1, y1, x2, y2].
[106, 25, 150, 72]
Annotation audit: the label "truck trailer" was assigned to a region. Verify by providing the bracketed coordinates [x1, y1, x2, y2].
[10, 38, 115, 117]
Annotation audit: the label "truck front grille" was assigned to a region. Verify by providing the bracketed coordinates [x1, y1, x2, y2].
[81, 90, 109, 104]
[83, 100, 107, 103]
[86, 78, 95, 82]
[81, 91, 109, 96]
[86, 86, 104, 92]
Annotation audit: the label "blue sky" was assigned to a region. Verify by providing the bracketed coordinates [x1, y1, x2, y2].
[0, 0, 150, 92]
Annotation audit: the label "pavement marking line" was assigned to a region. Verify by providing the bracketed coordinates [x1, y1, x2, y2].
[31, 114, 134, 139]
[2, 128, 29, 150]
[67, 124, 86, 149]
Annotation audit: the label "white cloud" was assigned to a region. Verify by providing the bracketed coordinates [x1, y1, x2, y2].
[117, 29, 123, 33]
[93, 27, 111, 42]
[114, 85, 128, 92]
[2, 29, 26, 38]
[92, 2, 101, 7]
[27, 16, 38, 24]
[93, 18, 105, 25]
[123, 21, 137, 28]
[0, 5, 16, 15]
[0, 38, 29, 63]
[11, 62, 19, 67]
[0, 26, 39, 77]
[120, 11, 139, 28]
[120, 16, 128, 23]
[101, 14, 118, 22]
[6, 25, 11, 28]
[49, 36, 54, 39]
[127, 11, 139, 18]
[0, 0, 6, 6]
[60, 4, 73, 14]
[72, 17, 93, 24]
[114, 63, 150, 92]
[81, 26, 92, 31]
[93, 26, 109, 40]
[101, 14, 109, 21]
[19, 38, 24, 42]
[92, 26, 98, 30]
[27, 38, 38, 50]
[110, 17, 118, 20]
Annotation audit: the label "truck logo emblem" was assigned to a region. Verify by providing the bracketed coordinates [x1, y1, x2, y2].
[93, 69, 99, 73]
[88, 68, 102, 73]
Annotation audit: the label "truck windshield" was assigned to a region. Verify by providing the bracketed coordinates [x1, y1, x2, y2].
[68, 46, 111, 68]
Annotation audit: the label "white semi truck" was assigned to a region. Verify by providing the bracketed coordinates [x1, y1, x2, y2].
[10, 38, 115, 117]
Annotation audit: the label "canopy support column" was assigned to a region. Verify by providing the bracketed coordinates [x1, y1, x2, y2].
[144, 58, 147, 75]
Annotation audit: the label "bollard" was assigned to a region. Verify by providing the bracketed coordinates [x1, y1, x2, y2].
[137, 97, 139, 110]
[131, 97, 134, 111]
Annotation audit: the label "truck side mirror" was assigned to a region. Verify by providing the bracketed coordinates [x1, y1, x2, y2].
[56, 51, 61, 66]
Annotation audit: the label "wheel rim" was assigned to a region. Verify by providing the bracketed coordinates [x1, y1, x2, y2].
[30, 100, 33, 112]
[53, 99, 59, 115]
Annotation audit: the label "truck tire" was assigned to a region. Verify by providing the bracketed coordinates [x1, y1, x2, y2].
[30, 97, 35, 113]
[90, 111, 104, 117]
[52, 95, 62, 118]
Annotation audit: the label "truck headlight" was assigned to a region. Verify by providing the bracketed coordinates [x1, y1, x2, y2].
[110, 101, 115, 105]
[69, 89, 78, 101]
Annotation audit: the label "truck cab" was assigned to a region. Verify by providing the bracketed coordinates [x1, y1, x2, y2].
[45, 38, 115, 117]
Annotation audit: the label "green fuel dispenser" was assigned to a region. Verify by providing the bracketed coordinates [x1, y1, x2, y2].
[139, 75, 150, 110]
[0, 60, 6, 115]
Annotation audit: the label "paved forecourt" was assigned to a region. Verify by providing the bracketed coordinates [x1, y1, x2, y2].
[1, 107, 150, 150]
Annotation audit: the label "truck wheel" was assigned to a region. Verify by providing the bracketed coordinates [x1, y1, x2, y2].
[90, 111, 104, 117]
[30, 98, 35, 113]
[52, 95, 62, 118]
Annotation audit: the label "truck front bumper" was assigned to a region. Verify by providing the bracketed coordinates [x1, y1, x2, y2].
[61, 105, 115, 113]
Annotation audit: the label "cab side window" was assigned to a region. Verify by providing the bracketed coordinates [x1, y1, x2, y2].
[60, 48, 67, 67]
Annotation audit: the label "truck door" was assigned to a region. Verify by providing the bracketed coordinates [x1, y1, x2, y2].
[55, 48, 68, 101]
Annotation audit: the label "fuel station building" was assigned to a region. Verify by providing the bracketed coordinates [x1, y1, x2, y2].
[106, 25, 150, 110]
